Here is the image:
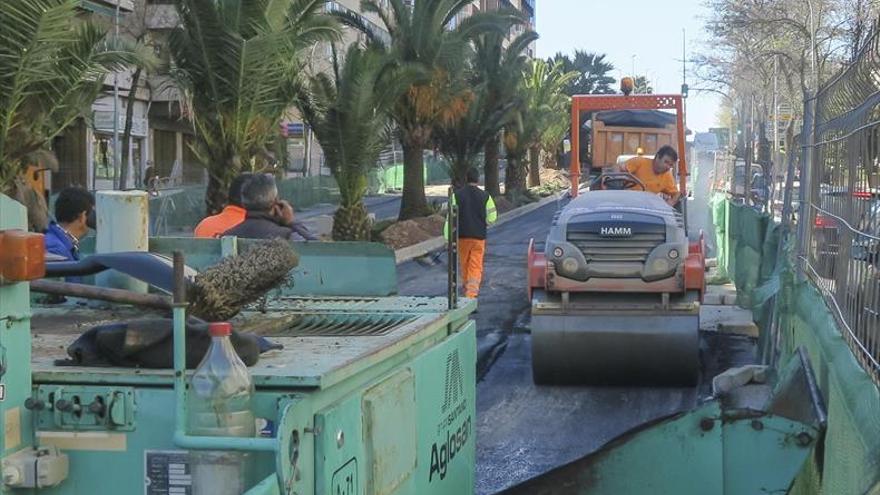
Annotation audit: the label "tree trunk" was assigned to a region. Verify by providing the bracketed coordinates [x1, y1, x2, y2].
[205, 171, 229, 216]
[399, 141, 429, 220]
[484, 135, 501, 197]
[119, 66, 143, 190]
[505, 155, 526, 195]
[451, 158, 468, 188]
[332, 201, 370, 241]
[542, 148, 558, 170]
[528, 146, 541, 187]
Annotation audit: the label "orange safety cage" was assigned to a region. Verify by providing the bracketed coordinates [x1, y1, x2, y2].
[570, 94, 688, 198]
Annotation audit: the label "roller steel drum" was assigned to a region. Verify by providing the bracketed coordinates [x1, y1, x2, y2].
[531, 309, 700, 386]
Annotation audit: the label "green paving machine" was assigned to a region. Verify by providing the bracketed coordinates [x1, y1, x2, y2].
[0, 192, 475, 495]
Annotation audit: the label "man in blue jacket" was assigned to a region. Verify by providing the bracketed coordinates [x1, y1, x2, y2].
[44, 187, 95, 262]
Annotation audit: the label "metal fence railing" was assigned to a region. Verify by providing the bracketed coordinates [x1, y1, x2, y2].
[797, 23, 880, 384]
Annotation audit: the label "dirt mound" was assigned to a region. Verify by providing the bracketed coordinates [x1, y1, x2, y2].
[380, 214, 446, 250]
[538, 168, 569, 190]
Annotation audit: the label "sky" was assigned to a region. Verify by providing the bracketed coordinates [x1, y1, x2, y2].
[535, 0, 721, 133]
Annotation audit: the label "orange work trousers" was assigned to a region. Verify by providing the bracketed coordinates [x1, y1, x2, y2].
[458, 238, 486, 298]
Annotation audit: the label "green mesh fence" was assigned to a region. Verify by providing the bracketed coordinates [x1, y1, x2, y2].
[368, 160, 450, 193]
[710, 193, 731, 283]
[714, 197, 880, 495]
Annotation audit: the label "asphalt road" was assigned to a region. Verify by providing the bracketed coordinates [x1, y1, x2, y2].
[396, 194, 755, 494]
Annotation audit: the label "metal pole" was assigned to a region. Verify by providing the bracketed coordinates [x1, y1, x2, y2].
[447, 187, 458, 310]
[773, 56, 780, 205]
[170, 251, 275, 453]
[112, 1, 121, 190]
[570, 100, 580, 197]
[304, 126, 312, 177]
[797, 91, 817, 281]
[745, 96, 754, 206]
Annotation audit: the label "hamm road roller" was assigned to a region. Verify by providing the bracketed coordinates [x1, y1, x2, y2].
[527, 90, 706, 385]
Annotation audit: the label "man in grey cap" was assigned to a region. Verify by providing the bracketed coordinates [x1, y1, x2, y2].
[222, 174, 317, 241]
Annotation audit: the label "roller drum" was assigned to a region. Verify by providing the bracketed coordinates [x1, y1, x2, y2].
[531, 312, 700, 386]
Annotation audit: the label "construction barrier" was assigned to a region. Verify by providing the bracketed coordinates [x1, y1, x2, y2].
[146, 175, 340, 235]
[369, 158, 451, 193]
[713, 195, 880, 495]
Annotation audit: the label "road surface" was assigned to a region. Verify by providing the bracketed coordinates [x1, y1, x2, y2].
[396, 195, 756, 493]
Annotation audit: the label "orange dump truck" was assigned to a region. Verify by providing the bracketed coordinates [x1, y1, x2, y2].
[587, 109, 680, 170]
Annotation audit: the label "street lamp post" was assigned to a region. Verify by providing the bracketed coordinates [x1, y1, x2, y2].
[112, 1, 121, 190]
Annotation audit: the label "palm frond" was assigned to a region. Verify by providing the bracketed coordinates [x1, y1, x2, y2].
[0, 0, 146, 193]
[169, 0, 339, 210]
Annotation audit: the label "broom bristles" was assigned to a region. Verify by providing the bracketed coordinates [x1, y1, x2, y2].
[187, 239, 300, 321]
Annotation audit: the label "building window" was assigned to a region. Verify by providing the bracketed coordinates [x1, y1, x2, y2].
[92, 133, 117, 182]
[51, 121, 88, 192]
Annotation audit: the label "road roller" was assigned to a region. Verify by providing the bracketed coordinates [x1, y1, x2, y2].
[527, 90, 706, 385]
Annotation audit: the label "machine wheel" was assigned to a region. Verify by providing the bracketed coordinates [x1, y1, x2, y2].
[529, 290, 701, 386]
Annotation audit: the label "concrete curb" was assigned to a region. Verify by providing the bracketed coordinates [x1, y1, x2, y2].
[394, 191, 565, 264]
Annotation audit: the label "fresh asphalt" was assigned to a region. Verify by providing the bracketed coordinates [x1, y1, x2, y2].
[396, 188, 754, 493]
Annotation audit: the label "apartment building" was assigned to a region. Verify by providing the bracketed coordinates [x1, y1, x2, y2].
[467, 0, 536, 56]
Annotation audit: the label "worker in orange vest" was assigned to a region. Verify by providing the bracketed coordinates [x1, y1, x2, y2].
[445, 168, 497, 299]
[194, 173, 253, 238]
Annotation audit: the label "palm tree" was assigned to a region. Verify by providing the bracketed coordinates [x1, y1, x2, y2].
[551, 50, 616, 96]
[634, 75, 654, 94]
[434, 25, 535, 188]
[0, 0, 146, 200]
[505, 60, 576, 194]
[297, 44, 416, 241]
[169, 0, 338, 215]
[434, 86, 517, 186]
[361, 0, 516, 220]
[473, 27, 538, 197]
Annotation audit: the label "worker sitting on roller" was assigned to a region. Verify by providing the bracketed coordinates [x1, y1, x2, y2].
[620, 144, 681, 207]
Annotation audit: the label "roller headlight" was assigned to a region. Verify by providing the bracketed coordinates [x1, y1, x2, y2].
[553, 247, 564, 258]
[668, 249, 680, 259]
[562, 257, 579, 273]
[652, 259, 670, 273]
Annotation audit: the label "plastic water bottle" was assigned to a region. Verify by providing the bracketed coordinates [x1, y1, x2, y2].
[189, 322, 255, 495]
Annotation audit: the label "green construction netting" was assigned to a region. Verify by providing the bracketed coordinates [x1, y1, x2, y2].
[712, 196, 880, 495]
[369, 160, 450, 193]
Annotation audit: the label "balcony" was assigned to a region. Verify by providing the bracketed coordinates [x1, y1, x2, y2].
[78, 0, 134, 15]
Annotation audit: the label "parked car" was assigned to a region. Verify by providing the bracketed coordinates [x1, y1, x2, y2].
[810, 187, 879, 277]
[852, 200, 880, 265]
